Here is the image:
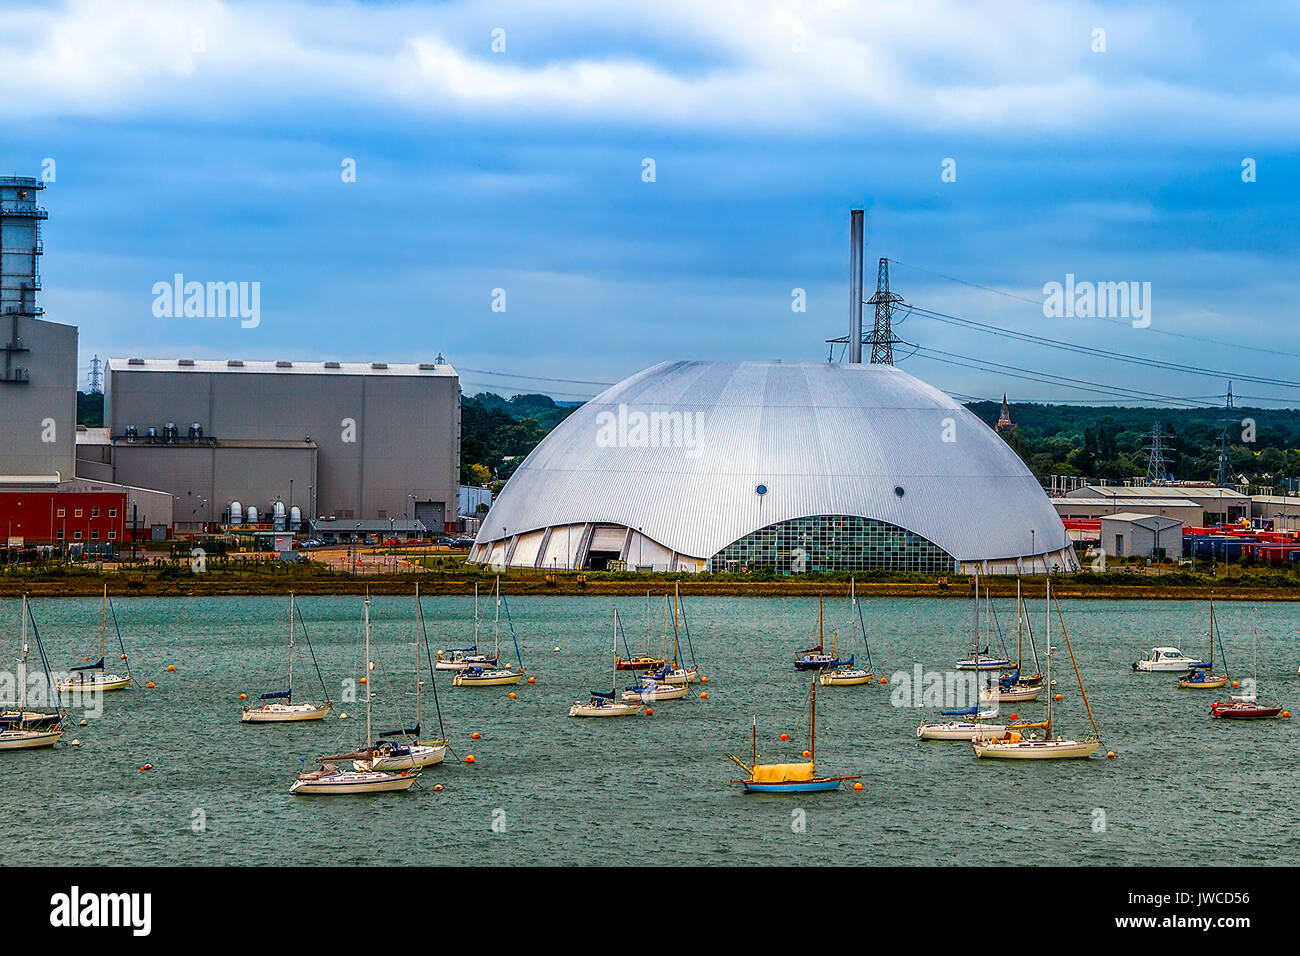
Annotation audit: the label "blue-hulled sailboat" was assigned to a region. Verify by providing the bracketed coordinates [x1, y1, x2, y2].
[794, 597, 852, 671]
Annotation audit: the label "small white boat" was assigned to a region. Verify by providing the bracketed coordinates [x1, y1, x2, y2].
[572, 608, 644, 718]
[621, 679, 687, 702]
[917, 718, 1008, 741]
[1133, 646, 1205, 672]
[981, 682, 1042, 703]
[1, 599, 64, 751]
[353, 741, 446, 771]
[820, 666, 873, 686]
[436, 584, 498, 670]
[58, 586, 132, 694]
[241, 593, 333, 723]
[654, 665, 698, 685]
[452, 577, 525, 687]
[290, 764, 419, 795]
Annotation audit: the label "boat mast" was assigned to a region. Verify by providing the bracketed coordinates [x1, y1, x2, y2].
[288, 591, 295, 704]
[809, 680, 817, 768]
[415, 640, 422, 732]
[493, 576, 501, 661]
[473, 583, 479, 653]
[818, 596, 824, 650]
[611, 607, 619, 696]
[1044, 577, 1052, 740]
[364, 597, 372, 748]
[18, 595, 28, 715]
[1208, 594, 1215, 669]
[99, 584, 108, 665]
[1016, 578, 1023, 671]
[751, 715, 757, 769]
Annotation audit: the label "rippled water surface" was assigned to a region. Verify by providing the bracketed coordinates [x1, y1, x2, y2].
[2, 593, 1298, 866]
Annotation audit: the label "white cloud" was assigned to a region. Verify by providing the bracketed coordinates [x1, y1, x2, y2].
[1, 0, 1298, 139]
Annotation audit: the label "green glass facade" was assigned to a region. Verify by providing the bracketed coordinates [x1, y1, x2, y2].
[713, 515, 957, 573]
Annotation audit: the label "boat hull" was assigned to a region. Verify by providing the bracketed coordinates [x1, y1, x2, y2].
[739, 777, 857, 793]
[621, 684, 688, 702]
[58, 674, 132, 692]
[569, 701, 641, 717]
[972, 738, 1100, 759]
[241, 701, 332, 723]
[983, 685, 1042, 703]
[1177, 675, 1228, 690]
[820, 669, 873, 686]
[918, 721, 1007, 741]
[289, 771, 418, 794]
[452, 669, 523, 687]
[1211, 704, 1282, 719]
[955, 659, 1011, 671]
[0, 727, 63, 750]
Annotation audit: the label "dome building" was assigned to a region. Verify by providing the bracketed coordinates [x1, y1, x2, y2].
[469, 359, 1077, 575]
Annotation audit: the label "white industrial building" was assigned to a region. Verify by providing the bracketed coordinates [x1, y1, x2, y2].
[1099, 512, 1183, 560]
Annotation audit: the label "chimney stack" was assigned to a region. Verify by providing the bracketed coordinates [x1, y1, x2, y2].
[848, 209, 864, 363]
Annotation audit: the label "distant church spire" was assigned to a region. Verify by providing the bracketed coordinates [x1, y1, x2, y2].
[996, 394, 1014, 432]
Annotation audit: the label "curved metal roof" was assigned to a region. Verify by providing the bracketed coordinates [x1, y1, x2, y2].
[475, 361, 1069, 562]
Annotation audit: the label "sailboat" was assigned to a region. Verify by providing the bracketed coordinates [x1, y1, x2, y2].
[241, 592, 333, 722]
[452, 577, 525, 686]
[1210, 624, 1283, 719]
[794, 597, 852, 671]
[981, 581, 1043, 703]
[918, 584, 1007, 740]
[289, 597, 419, 794]
[570, 608, 643, 717]
[355, 585, 448, 770]
[436, 584, 499, 671]
[621, 595, 689, 701]
[57, 585, 132, 693]
[727, 680, 861, 793]
[0, 597, 65, 751]
[955, 574, 1011, 670]
[640, 584, 701, 685]
[973, 578, 1102, 759]
[1177, 596, 1229, 690]
[820, 578, 875, 686]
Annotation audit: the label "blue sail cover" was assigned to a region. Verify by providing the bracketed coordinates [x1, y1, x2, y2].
[260, 690, 291, 700]
[941, 703, 979, 717]
[591, 690, 615, 700]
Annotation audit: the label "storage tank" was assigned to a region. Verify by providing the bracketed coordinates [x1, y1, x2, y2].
[273, 500, 287, 531]
[229, 500, 242, 526]
[246, 505, 259, 525]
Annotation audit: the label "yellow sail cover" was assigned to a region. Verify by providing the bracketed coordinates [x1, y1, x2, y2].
[750, 762, 815, 783]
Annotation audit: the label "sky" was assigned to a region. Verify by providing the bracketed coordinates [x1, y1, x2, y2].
[2, 0, 1299, 406]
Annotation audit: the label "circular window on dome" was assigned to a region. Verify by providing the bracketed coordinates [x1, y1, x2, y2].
[894, 486, 905, 497]
[756, 484, 768, 496]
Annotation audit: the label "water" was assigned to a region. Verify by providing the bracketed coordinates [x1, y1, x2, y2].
[2, 593, 1298, 866]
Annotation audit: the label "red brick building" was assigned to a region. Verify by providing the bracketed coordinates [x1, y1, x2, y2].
[1, 489, 129, 547]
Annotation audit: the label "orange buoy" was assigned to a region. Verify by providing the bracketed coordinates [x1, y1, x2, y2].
[471, 732, 481, 739]
[701, 676, 709, 683]
[146, 682, 155, 688]
[1054, 694, 1063, 701]
[465, 755, 476, 764]
[1232, 681, 1239, 688]
[802, 750, 811, 758]
[1009, 714, 1018, 721]
[239, 693, 247, 700]
[700, 691, 708, 699]
[528, 676, 536, 683]
[853, 782, 863, 791]
[879, 677, 888, 685]
[508, 692, 516, 699]
[1107, 751, 1116, 759]
[1283, 711, 1292, 718]
[167, 665, 175, 672]
[433, 784, 444, 791]
[139, 764, 152, 772]
[780, 733, 789, 741]
[645, 707, 654, 716]
[359, 676, 367, 684]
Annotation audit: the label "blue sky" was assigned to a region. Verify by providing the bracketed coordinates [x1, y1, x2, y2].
[3, 0, 1299, 405]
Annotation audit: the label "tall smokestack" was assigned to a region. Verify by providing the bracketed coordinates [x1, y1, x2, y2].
[848, 209, 864, 364]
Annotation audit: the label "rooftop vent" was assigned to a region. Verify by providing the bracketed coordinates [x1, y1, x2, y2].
[128, 358, 145, 365]
[276, 361, 292, 368]
[178, 358, 195, 366]
[371, 362, 388, 370]
[418, 363, 436, 370]
[324, 361, 341, 369]
[227, 359, 244, 367]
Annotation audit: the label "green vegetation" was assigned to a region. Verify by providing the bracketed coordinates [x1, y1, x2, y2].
[76, 390, 103, 427]
[967, 401, 1300, 485]
[459, 391, 578, 484]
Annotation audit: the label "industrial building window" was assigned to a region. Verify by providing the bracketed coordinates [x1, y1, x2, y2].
[56, 529, 64, 540]
[56, 508, 65, 518]
[108, 530, 117, 540]
[74, 508, 83, 518]
[109, 508, 117, 517]
[715, 514, 957, 574]
[91, 529, 99, 540]
[92, 507, 100, 517]
[74, 530, 82, 540]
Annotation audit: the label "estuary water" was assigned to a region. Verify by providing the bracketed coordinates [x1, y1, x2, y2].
[2, 594, 1298, 867]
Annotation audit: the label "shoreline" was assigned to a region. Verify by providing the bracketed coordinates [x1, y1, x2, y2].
[3, 574, 1300, 601]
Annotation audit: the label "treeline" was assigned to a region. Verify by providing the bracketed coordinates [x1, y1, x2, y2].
[968, 401, 1300, 484]
[459, 392, 578, 485]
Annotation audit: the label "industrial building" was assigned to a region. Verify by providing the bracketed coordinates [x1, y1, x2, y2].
[98, 357, 461, 533]
[1058, 485, 1251, 526]
[1098, 512, 1183, 560]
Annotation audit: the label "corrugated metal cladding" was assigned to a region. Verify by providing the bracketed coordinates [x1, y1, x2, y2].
[473, 360, 1072, 565]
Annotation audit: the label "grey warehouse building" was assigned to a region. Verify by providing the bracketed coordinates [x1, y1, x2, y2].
[101, 358, 461, 532]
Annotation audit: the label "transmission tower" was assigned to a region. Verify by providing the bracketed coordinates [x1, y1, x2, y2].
[1144, 420, 1167, 484]
[866, 258, 904, 365]
[1216, 382, 1234, 487]
[88, 354, 103, 394]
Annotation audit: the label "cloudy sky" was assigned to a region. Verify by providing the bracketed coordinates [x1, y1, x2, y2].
[3, 0, 1298, 405]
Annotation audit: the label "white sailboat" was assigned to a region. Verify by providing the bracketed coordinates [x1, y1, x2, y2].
[57, 585, 132, 693]
[918, 582, 1006, 740]
[0, 597, 64, 751]
[289, 598, 419, 795]
[640, 584, 701, 685]
[973, 578, 1102, 760]
[954, 573, 1011, 670]
[981, 580, 1043, 703]
[241, 592, 333, 723]
[820, 578, 875, 686]
[355, 586, 448, 770]
[571, 608, 643, 717]
[452, 577, 525, 687]
[436, 584, 499, 671]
